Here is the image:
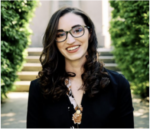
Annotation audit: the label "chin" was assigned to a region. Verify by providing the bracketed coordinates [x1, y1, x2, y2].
[66, 53, 87, 61]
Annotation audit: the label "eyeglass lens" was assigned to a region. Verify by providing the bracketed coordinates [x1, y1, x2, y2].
[56, 25, 84, 42]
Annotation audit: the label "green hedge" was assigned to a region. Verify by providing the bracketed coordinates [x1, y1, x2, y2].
[109, 1, 149, 97]
[1, 1, 39, 101]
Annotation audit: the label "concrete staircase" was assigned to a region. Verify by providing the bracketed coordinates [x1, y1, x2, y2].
[97, 48, 120, 72]
[14, 48, 120, 91]
[14, 48, 42, 91]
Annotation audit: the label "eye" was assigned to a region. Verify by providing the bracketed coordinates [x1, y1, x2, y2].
[56, 32, 66, 37]
[72, 26, 83, 33]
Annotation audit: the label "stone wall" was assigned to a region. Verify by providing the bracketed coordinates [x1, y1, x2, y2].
[29, 0, 112, 48]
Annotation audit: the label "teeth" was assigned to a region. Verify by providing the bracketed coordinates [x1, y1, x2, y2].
[67, 46, 80, 51]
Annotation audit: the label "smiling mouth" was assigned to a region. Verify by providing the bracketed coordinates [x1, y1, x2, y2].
[66, 45, 80, 51]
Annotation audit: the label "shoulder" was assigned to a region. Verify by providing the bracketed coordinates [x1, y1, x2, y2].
[30, 78, 40, 87]
[103, 67, 130, 91]
[29, 78, 41, 94]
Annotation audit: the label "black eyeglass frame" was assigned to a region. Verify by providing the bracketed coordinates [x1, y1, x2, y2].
[56, 25, 90, 43]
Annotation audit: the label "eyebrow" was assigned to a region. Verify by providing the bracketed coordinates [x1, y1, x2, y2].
[57, 24, 81, 32]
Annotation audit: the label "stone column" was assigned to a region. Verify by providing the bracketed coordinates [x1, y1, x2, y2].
[29, 0, 52, 47]
[72, 0, 80, 8]
[50, 1, 59, 15]
[102, 0, 111, 48]
[79, 1, 103, 47]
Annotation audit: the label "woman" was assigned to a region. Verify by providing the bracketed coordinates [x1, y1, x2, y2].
[27, 7, 134, 128]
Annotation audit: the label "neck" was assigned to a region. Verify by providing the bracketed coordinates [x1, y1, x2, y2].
[65, 56, 86, 80]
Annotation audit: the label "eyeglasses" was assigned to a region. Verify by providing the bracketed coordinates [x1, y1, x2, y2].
[56, 25, 90, 42]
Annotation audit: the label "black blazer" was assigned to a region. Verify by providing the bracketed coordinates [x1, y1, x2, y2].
[27, 68, 134, 128]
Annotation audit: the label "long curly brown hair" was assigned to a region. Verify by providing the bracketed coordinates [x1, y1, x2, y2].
[38, 7, 110, 101]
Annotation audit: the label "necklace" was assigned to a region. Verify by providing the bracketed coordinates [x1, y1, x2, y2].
[72, 104, 83, 124]
[65, 78, 84, 125]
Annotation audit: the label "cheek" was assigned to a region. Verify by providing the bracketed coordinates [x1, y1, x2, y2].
[56, 43, 63, 51]
[56, 43, 66, 56]
[81, 35, 89, 47]
[83, 31, 90, 43]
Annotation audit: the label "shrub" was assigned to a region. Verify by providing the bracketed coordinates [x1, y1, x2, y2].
[109, 1, 149, 97]
[1, 0, 39, 101]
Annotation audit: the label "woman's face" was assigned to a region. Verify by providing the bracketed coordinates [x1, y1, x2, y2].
[56, 13, 90, 62]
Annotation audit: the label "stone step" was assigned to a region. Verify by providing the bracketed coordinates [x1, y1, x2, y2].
[28, 48, 42, 56]
[18, 68, 122, 81]
[26, 56, 40, 63]
[22, 63, 42, 71]
[99, 56, 115, 63]
[14, 81, 31, 92]
[18, 69, 122, 80]
[97, 48, 113, 56]
[26, 55, 116, 63]
[22, 63, 119, 71]
[17, 71, 39, 81]
[27, 48, 114, 56]
[104, 63, 120, 71]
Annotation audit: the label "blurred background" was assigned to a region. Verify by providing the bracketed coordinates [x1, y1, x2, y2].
[1, 0, 149, 128]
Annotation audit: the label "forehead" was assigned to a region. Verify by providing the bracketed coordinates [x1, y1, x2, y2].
[57, 13, 85, 30]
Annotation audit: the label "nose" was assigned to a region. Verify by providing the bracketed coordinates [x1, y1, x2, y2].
[66, 33, 75, 44]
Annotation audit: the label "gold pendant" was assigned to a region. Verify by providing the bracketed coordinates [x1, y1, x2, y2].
[72, 110, 82, 124]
